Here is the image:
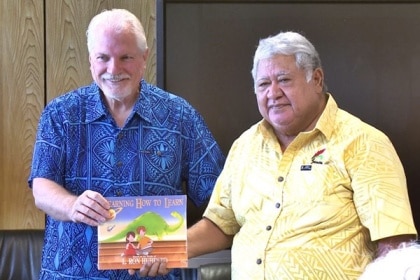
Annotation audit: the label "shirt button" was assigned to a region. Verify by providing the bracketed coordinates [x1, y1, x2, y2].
[266, 225, 272, 231]
[278, 176, 284, 182]
[256, 258, 262, 265]
[116, 161, 123, 167]
[275, 202, 281, 208]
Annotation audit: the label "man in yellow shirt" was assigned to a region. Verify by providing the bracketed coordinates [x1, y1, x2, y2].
[136, 31, 417, 279]
[185, 31, 417, 280]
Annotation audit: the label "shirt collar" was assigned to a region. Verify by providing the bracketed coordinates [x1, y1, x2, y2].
[84, 83, 106, 123]
[258, 92, 338, 141]
[85, 80, 152, 124]
[133, 80, 154, 123]
[314, 93, 338, 140]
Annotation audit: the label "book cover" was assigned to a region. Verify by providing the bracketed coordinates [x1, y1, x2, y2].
[98, 195, 188, 270]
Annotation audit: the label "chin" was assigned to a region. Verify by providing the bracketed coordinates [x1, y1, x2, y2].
[269, 117, 289, 126]
[103, 88, 132, 100]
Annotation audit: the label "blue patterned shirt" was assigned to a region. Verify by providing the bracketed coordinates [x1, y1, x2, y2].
[28, 80, 225, 280]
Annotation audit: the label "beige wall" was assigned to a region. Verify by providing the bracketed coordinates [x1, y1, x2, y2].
[0, 0, 156, 229]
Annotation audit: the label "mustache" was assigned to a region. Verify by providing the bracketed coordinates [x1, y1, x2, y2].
[101, 74, 130, 81]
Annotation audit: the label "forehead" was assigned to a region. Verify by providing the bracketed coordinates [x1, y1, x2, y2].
[256, 55, 298, 77]
[90, 28, 139, 54]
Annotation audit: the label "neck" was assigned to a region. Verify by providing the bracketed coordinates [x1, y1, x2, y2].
[105, 94, 137, 128]
[276, 94, 328, 151]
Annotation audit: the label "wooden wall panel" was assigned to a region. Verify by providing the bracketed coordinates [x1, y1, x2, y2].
[45, 0, 157, 101]
[0, 0, 45, 229]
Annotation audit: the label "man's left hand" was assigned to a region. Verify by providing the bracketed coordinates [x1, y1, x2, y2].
[128, 259, 171, 277]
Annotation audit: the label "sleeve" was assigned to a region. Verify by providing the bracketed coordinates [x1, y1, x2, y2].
[28, 101, 66, 188]
[181, 104, 226, 207]
[350, 130, 417, 241]
[203, 139, 241, 236]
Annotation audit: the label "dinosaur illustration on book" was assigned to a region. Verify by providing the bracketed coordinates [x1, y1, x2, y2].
[104, 211, 184, 242]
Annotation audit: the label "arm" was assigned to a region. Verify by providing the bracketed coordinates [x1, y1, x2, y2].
[376, 234, 417, 258]
[188, 217, 234, 258]
[32, 177, 111, 226]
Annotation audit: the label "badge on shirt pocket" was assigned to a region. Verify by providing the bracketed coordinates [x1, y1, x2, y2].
[300, 147, 330, 171]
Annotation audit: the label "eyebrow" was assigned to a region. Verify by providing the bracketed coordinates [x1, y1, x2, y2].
[257, 71, 291, 81]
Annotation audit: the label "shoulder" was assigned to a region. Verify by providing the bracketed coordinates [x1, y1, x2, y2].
[41, 83, 99, 120]
[143, 82, 192, 107]
[141, 82, 203, 122]
[45, 83, 98, 112]
[234, 120, 270, 143]
[335, 108, 390, 144]
[227, 120, 269, 156]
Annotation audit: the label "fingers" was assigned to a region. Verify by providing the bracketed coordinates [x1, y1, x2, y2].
[157, 261, 171, 275]
[137, 260, 170, 278]
[69, 190, 110, 226]
[139, 262, 154, 277]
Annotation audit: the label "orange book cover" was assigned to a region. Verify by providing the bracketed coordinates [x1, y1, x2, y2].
[98, 195, 188, 270]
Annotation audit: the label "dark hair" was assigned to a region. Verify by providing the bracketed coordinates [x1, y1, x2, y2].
[125, 231, 136, 242]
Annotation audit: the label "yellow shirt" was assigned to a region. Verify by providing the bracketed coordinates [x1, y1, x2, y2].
[204, 94, 417, 280]
[138, 235, 152, 249]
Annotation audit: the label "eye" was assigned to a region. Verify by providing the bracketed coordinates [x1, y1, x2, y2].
[278, 77, 291, 84]
[255, 83, 268, 93]
[96, 55, 108, 62]
[257, 80, 270, 88]
[122, 55, 134, 61]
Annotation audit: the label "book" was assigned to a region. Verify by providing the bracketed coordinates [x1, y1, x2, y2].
[97, 195, 188, 270]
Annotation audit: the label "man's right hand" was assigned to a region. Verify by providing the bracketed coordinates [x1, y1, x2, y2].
[69, 190, 111, 226]
[32, 178, 111, 226]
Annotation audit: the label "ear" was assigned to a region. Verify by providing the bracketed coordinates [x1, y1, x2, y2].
[142, 48, 149, 62]
[312, 68, 324, 91]
[88, 55, 93, 72]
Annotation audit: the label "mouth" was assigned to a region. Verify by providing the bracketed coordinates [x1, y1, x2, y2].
[101, 74, 130, 83]
[103, 79, 128, 89]
[105, 78, 126, 83]
[269, 103, 289, 111]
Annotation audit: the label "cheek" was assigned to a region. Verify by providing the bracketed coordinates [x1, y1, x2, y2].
[135, 62, 146, 76]
[124, 63, 143, 80]
[256, 96, 268, 115]
[256, 95, 266, 107]
[90, 63, 102, 76]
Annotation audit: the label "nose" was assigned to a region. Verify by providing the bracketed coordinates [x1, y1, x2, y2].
[266, 81, 283, 99]
[107, 58, 121, 75]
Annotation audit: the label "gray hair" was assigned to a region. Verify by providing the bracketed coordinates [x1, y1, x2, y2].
[86, 9, 148, 54]
[251, 31, 326, 92]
